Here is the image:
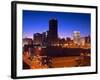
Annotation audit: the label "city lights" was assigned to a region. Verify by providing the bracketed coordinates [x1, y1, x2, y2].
[22, 11, 91, 69]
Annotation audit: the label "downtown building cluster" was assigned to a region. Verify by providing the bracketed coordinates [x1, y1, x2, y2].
[23, 18, 90, 48]
[22, 18, 91, 69]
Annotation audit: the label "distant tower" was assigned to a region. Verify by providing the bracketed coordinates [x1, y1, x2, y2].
[73, 31, 80, 45]
[47, 18, 58, 45]
[33, 33, 42, 45]
[33, 32, 47, 46]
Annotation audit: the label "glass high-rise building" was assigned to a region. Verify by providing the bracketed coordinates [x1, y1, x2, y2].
[47, 18, 58, 45]
[73, 31, 80, 45]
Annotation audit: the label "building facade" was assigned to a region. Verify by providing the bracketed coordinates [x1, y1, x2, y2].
[47, 18, 58, 45]
[23, 38, 33, 47]
[73, 31, 80, 45]
[33, 32, 47, 46]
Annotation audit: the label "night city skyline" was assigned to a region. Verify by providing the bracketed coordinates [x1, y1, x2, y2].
[22, 10, 91, 69]
[23, 10, 91, 39]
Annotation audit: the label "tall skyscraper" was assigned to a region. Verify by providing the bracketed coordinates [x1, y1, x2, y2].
[47, 18, 58, 45]
[41, 32, 47, 46]
[73, 31, 80, 45]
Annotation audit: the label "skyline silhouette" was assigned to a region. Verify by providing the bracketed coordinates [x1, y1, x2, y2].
[23, 10, 91, 39]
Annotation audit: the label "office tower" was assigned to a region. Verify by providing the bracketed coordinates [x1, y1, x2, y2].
[41, 32, 47, 46]
[47, 18, 58, 45]
[33, 32, 47, 46]
[73, 31, 80, 45]
[33, 33, 42, 45]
